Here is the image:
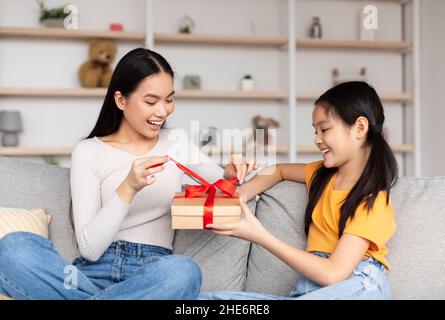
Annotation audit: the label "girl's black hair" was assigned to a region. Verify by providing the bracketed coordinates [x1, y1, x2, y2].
[305, 81, 398, 237]
[86, 48, 174, 139]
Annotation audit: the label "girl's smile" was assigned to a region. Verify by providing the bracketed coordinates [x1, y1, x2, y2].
[321, 148, 332, 159]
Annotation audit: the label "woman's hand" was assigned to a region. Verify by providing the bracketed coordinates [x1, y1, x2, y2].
[206, 200, 269, 244]
[224, 154, 259, 184]
[117, 156, 169, 203]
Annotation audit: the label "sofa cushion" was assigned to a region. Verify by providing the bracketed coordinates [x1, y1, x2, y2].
[387, 177, 445, 299]
[248, 178, 445, 300]
[0, 207, 51, 239]
[0, 157, 79, 261]
[244, 181, 307, 296]
[173, 199, 256, 292]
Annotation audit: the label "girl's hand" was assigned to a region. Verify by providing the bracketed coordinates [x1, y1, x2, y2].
[206, 200, 268, 244]
[224, 154, 259, 184]
[117, 156, 169, 203]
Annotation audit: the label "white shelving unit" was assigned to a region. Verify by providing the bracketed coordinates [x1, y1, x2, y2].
[288, 0, 419, 176]
[0, 0, 420, 176]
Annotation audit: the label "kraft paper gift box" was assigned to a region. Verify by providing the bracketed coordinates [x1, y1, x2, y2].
[171, 192, 241, 229]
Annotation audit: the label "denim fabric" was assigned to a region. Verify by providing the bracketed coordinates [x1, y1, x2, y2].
[199, 251, 391, 300]
[0, 231, 202, 300]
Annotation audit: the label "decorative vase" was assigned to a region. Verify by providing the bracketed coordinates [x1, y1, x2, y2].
[41, 18, 65, 28]
[309, 17, 322, 38]
[0, 110, 23, 147]
[200, 127, 218, 147]
[241, 76, 255, 91]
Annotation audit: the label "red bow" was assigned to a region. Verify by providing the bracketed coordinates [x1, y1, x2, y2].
[151, 156, 239, 228]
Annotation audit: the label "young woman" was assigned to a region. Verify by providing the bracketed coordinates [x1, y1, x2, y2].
[201, 81, 398, 300]
[0, 48, 256, 300]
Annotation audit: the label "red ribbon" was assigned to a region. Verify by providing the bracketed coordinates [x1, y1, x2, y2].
[149, 156, 239, 228]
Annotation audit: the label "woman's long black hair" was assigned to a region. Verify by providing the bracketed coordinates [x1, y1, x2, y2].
[86, 48, 174, 139]
[304, 81, 398, 237]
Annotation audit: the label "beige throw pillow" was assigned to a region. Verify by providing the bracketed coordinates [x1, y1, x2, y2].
[0, 207, 51, 239]
[0, 207, 52, 300]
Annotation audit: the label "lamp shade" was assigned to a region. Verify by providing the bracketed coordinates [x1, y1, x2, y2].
[0, 111, 23, 132]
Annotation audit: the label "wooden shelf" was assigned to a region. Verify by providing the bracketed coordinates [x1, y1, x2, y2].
[175, 90, 287, 100]
[331, 0, 403, 2]
[0, 87, 107, 98]
[0, 87, 286, 100]
[0, 147, 72, 156]
[0, 87, 412, 103]
[1, 27, 411, 52]
[155, 34, 410, 51]
[0, 26, 145, 42]
[296, 144, 413, 154]
[156, 34, 411, 51]
[298, 92, 413, 103]
[297, 38, 412, 52]
[0, 27, 286, 47]
[154, 33, 288, 47]
[201, 144, 414, 155]
[0, 144, 413, 157]
[201, 145, 290, 155]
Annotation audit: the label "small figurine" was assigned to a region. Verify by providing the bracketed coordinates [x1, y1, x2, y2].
[309, 16, 322, 38]
[332, 67, 367, 86]
[250, 115, 280, 147]
[183, 75, 201, 90]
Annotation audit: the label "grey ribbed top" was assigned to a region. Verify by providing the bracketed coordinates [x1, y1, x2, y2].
[70, 129, 224, 261]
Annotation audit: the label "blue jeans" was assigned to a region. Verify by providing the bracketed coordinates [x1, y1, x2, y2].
[199, 252, 392, 300]
[0, 231, 202, 300]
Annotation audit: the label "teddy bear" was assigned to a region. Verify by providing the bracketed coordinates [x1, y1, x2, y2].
[78, 39, 117, 88]
[250, 115, 280, 146]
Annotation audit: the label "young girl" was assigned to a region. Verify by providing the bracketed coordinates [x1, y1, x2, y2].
[0, 48, 255, 300]
[201, 81, 398, 300]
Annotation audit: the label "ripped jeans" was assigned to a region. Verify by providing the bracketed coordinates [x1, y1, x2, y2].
[199, 252, 392, 300]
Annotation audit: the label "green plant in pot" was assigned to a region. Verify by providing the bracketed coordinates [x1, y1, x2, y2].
[36, 0, 69, 28]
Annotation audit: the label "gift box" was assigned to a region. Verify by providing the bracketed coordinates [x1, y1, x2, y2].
[172, 191, 241, 229]
[149, 156, 241, 230]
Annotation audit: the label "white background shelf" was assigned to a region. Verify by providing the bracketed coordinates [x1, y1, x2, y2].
[0, 0, 420, 175]
[0, 87, 413, 103]
[0, 144, 413, 157]
[0, 26, 412, 51]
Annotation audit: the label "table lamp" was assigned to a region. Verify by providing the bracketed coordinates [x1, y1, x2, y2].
[0, 111, 23, 147]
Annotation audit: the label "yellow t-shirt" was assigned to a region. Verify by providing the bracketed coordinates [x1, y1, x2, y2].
[304, 160, 396, 270]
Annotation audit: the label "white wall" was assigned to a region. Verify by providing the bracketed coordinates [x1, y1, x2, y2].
[420, 0, 445, 176]
[0, 0, 419, 175]
[154, 0, 406, 170]
[0, 0, 146, 158]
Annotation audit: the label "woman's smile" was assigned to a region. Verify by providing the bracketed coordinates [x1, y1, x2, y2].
[147, 119, 164, 131]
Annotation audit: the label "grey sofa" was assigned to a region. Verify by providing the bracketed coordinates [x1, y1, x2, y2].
[1, 156, 445, 299]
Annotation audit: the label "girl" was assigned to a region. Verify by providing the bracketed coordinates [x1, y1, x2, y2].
[201, 81, 398, 300]
[0, 48, 255, 300]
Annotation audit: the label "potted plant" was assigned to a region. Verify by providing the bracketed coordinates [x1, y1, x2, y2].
[36, 0, 69, 28]
[178, 15, 195, 34]
[240, 74, 255, 91]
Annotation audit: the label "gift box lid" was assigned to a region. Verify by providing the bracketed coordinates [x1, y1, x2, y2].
[171, 192, 241, 216]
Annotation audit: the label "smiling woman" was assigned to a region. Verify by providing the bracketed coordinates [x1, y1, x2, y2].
[0, 48, 257, 300]
[86, 48, 175, 141]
